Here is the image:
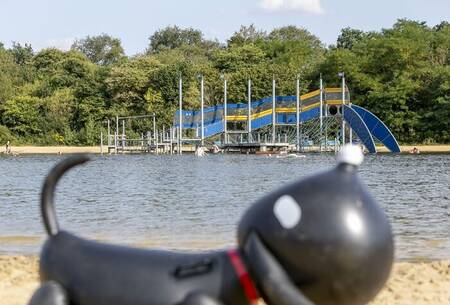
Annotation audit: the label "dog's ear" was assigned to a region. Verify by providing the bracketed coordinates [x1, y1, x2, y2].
[242, 232, 314, 305]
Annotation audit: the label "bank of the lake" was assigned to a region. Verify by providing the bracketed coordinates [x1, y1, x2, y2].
[1, 146, 101, 154]
[1, 144, 450, 154]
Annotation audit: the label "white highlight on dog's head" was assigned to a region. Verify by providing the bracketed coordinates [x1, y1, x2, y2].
[345, 210, 364, 236]
[273, 195, 302, 229]
[338, 144, 364, 166]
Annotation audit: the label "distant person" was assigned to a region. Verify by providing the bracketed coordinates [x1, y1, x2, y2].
[5, 141, 11, 154]
[211, 144, 220, 154]
[410, 147, 420, 154]
[194, 145, 207, 157]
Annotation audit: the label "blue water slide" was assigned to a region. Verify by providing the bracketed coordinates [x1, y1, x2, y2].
[300, 107, 320, 122]
[351, 105, 401, 153]
[343, 105, 377, 153]
[201, 121, 222, 138]
[252, 114, 272, 129]
[246, 105, 320, 128]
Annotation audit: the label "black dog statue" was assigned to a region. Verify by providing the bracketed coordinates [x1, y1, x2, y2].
[29, 145, 393, 305]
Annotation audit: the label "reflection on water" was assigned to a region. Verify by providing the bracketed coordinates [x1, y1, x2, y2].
[0, 153, 449, 260]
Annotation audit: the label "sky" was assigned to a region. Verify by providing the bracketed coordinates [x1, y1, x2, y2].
[0, 0, 449, 55]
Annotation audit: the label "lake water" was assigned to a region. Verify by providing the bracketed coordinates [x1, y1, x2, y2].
[0, 153, 449, 260]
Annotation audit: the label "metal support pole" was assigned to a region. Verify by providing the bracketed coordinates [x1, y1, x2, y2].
[224, 78, 228, 144]
[348, 88, 353, 144]
[170, 127, 174, 155]
[107, 120, 111, 146]
[320, 74, 324, 151]
[115, 115, 119, 142]
[178, 77, 183, 155]
[115, 116, 119, 154]
[247, 79, 252, 142]
[341, 73, 346, 145]
[114, 131, 117, 154]
[349, 127, 353, 144]
[296, 77, 300, 151]
[272, 77, 276, 143]
[200, 75, 204, 147]
[100, 131, 103, 155]
[155, 130, 159, 155]
[325, 82, 328, 151]
[178, 127, 182, 154]
[153, 114, 156, 144]
[122, 120, 125, 148]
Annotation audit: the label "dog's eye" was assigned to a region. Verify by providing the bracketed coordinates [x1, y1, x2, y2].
[273, 195, 302, 229]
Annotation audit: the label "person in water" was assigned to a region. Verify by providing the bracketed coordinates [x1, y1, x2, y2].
[410, 147, 420, 154]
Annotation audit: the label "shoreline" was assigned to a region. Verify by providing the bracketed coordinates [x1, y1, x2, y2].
[1, 145, 450, 155]
[0, 255, 448, 305]
[377, 145, 450, 153]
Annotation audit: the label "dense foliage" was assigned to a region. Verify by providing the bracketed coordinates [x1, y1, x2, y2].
[0, 20, 449, 145]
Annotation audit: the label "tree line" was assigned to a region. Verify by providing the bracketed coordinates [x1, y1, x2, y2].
[0, 19, 449, 145]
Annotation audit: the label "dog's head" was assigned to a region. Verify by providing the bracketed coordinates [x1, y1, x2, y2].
[238, 145, 394, 305]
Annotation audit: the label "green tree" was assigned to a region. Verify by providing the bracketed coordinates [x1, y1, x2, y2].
[336, 28, 367, 50]
[0, 125, 15, 143]
[0, 95, 43, 136]
[105, 55, 161, 113]
[212, 44, 266, 72]
[144, 87, 172, 127]
[8, 42, 34, 66]
[148, 26, 203, 53]
[262, 26, 325, 67]
[148, 60, 200, 111]
[32, 48, 66, 74]
[0, 49, 22, 103]
[7, 42, 36, 82]
[431, 22, 450, 66]
[228, 24, 267, 46]
[71, 34, 125, 66]
[416, 66, 450, 143]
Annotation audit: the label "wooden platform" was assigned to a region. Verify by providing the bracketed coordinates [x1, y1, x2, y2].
[221, 142, 292, 154]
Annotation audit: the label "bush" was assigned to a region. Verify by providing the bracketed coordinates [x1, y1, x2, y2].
[0, 125, 15, 144]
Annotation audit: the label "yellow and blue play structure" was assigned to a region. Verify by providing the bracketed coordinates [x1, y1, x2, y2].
[173, 87, 400, 153]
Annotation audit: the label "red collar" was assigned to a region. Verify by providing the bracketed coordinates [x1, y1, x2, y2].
[227, 249, 260, 305]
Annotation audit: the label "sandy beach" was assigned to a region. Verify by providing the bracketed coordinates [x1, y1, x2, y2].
[0, 145, 449, 155]
[0, 146, 102, 155]
[0, 255, 448, 305]
[377, 145, 450, 153]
